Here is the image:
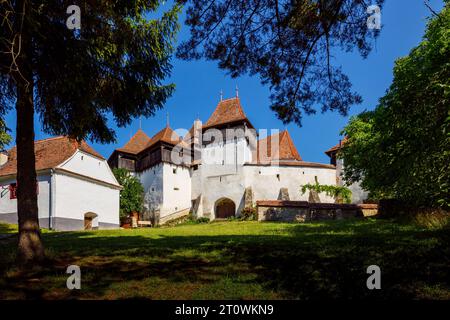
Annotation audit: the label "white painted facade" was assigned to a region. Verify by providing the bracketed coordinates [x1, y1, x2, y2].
[190, 153, 336, 219]
[0, 149, 121, 230]
[141, 162, 191, 220]
[137, 134, 337, 220]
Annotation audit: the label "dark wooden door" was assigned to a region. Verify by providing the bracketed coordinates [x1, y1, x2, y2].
[215, 199, 235, 219]
[84, 217, 93, 230]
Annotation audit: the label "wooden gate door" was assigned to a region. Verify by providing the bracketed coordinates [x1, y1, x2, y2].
[84, 216, 93, 230]
[215, 199, 235, 219]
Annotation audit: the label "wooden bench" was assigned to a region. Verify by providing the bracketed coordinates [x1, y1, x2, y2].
[137, 221, 152, 228]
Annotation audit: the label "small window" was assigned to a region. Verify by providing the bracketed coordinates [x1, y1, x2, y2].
[276, 174, 280, 181]
[193, 165, 198, 171]
[173, 168, 177, 174]
[151, 188, 155, 192]
[81, 155, 84, 160]
[174, 187, 179, 191]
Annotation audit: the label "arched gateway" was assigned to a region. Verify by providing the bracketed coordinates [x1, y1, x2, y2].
[214, 198, 236, 219]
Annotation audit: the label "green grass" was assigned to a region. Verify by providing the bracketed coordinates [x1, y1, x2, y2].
[0, 218, 449, 300]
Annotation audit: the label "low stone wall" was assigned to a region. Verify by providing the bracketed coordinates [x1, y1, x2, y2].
[257, 201, 378, 222]
[159, 208, 191, 225]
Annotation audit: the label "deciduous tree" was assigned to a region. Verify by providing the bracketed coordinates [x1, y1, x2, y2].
[340, 2, 450, 209]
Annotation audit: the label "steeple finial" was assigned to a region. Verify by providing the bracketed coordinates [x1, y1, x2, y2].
[166, 112, 170, 128]
[235, 85, 239, 98]
[220, 89, 223, 101]
[139, 116, 142, 130]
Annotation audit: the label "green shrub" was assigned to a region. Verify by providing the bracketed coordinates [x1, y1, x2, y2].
[397, 208, 450, 230]
[113, 168, 144, 219]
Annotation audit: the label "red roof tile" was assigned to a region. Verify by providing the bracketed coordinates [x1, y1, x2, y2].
[116, 129, 151, 154]
[325, 137, 348, 156]
[0, 136, 104, 178]
[203, 97, 252, 128]
[145, 126, 187, 149]
[254, 130, 302, 162]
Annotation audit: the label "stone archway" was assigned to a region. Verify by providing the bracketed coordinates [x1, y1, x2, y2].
[214, 198, 236, 219]
[84, 212, 98, 230]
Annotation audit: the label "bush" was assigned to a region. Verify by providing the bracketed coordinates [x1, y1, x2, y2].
[240, 207, 257, 221]
[184, 214, 210, 224]
[113, 168, 144, 219]
[398, 208, 450, 230]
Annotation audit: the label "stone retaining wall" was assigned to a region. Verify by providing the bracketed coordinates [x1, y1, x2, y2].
[256, 201, 378, 222]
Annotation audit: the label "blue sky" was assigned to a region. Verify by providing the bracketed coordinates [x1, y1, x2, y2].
[3, 0, 445, 163]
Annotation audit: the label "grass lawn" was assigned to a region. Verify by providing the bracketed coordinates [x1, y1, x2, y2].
[0, 218, 449, 300]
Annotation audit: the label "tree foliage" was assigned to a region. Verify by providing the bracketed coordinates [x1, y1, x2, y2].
[178, 0, 383, 125]
[301, 182, 352, 204]
[0, 120, 12, 149]
[1, 0, 180, 142]
[0, 0, 180, 264]
[340, 3, 450, 209]
[113, 168, 145, 219]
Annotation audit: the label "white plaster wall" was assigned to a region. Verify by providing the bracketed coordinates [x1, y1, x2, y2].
[59, 150, 118, 185]
[244, 165, 337, 203]
[337, 158, 368, 204]
[201, 138, 252, 177]
[54, 173, 120, 226]
[161, 163, 191, 216]
[139, 163, 164, 212]
[0, 175, 51, 219]
[193, 164, 246, 218]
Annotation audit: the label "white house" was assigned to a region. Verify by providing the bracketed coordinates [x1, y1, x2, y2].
[0, 136, 121, 230]
[109, 95, 340, 223]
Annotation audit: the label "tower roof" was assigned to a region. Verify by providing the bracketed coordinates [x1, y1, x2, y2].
[254, 130, 302, 162]
[203, 97, 253, 129]
[116, 129, 151, 155]
[145, 126, 187, 149]
[325, 136, 348, 157]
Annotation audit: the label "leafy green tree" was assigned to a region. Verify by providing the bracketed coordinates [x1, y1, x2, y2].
[340, 3, 450, 209]
[0, 120, 12, 148]
[178, 0, 384, 125]
[113, 168, 145, 219]
[0, 0, 179, 264]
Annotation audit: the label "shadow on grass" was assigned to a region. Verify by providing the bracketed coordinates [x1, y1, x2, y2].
[0, 219, 449, 299]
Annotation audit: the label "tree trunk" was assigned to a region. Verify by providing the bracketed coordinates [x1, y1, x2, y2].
[14, 0, 45, 265]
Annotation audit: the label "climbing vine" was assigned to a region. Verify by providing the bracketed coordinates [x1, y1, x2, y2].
[301, 182, 352, 204]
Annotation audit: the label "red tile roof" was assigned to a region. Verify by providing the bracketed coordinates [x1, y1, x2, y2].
[0, 136, 103, 178]
[325, 137, 348, 156]
[116, 129, 151, 154]
[254, 130, 302, 162]
[203, 97, 252, 129]
[145, 126, 187, 149]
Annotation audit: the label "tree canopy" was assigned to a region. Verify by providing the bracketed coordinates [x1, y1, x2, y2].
[340, 2, 450, 209]
[178, 0, 383, 125]
[113, 168, 145, 219]
[0, 0, 180, 264]
[0, 120, 12, 149]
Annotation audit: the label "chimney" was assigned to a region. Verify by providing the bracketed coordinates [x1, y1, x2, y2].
[0, 151, 8, 166]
